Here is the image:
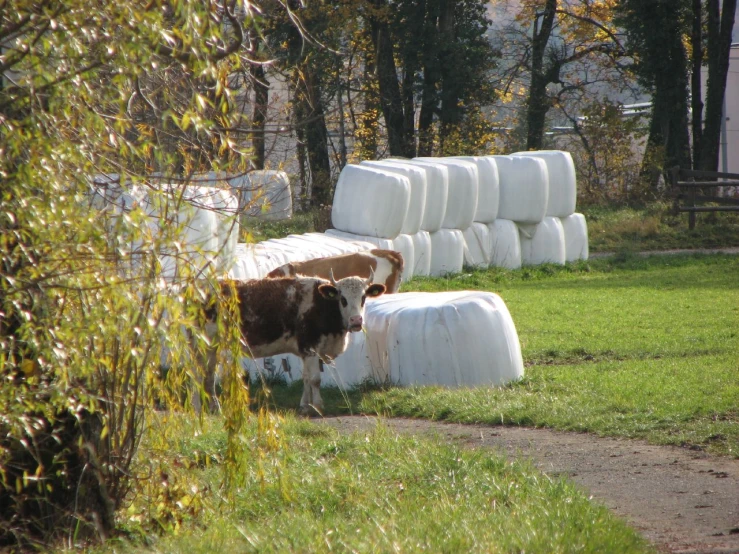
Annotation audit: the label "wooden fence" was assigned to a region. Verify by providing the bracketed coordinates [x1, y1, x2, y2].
[669, 167, 739, 229]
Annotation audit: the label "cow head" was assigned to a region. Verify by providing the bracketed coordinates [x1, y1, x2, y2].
[318, 270, 386, 332]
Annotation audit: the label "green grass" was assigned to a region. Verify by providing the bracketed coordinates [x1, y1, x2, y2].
[263, 254, 739, 457]
[582, 202, 739, 252]
[112, 416, 650, 553]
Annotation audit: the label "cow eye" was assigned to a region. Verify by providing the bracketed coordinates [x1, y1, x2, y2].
[341, 296, 348, 307]
[361, 295, 366, 306]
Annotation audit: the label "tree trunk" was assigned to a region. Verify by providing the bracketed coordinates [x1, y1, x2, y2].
[250, 63, 269, 170]
[699, 0, 737, 172]
[293, 67, 331, 206]
[369, 2, 413, 157]
[359, 49, 380, 161]
[418, 1, 440, 157]
[525, 0, 557, 150]
[437, 0, 459, 153]
[690, 0, 703, 169]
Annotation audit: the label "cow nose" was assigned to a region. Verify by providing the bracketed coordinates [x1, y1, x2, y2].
[349, 315, 363, 328]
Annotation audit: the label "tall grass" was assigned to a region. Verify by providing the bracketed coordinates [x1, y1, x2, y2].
[114, 417, 650, 553]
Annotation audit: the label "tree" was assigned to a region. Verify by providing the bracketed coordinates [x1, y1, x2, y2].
[697, 0, 737, 171]
[616, 0, 693, 183]
[0, 0, 275, 546]
[500, 0, 628, 151]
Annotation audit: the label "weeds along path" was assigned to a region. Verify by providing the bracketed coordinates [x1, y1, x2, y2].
[316, 416, 739, 554]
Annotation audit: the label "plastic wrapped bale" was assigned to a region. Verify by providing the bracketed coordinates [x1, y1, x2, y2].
[452, 156, 499, 223]
[242, 354, 302, 385]
[146, 186, 220, 280]
[283, 234, 349, 258]
[325, 229, 395, 251]
[363, 291, 524, 386]
[88, 173, 123, 210]
[244, 170, 293, 221]
[462, 223, 492, 268]
[328, 330, 379, 386]
[391, 233, 415, 281]
[489, 155, 549, 224]
[512, 150, 577, 217]
[518, 216, 566, 266]
[269, 235, 339, 260]
[259, 238, 314, 264]
[207, 188, 239, 274]
[247, 332, 376, 388]
[428, 229, 464, 276]
[487, 219, 522, 270]
[410, 231, 432, 277]
[303, 232, 377, 254]
[360, 160, 427, 235]
[560, 213, 589, 262]
[398, 159, 449, 233]
[331, 164, 411, 239]
[415, 158, 478, 230]
[229, 244, 263, 280]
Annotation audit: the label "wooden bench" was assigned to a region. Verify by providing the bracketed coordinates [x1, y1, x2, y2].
[670, 167, 739, 229]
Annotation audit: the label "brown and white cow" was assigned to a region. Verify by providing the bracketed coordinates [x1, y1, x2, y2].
[266, 249, 404, 294]
[196, 273, 386, 414]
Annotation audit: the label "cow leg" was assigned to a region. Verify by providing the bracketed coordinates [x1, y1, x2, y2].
[299, 355, 323, 416]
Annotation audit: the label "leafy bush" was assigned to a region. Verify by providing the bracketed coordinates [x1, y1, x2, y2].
[0, 1, 268, 547]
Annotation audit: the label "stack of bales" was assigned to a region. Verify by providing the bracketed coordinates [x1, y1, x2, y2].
[197, 170, 293, 221]
[325, 150, 588, 276]
[89, 176, 241, 280]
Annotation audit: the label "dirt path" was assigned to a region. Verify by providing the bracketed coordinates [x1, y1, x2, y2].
[316, 416, 739, 554]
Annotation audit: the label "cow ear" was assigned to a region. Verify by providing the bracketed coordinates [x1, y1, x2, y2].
[366, 284, 386, 297]
[318, 284, 339, 299]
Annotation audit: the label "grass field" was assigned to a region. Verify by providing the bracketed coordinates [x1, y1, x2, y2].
[117, 415, 650, 553]
[113, 222, 737, 552]
[264, 254, 739, 457]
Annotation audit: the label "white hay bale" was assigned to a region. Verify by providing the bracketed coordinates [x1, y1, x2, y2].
[153, 186, 220, 280]
[209, 188, 239, 274]
[397, 159, 449, 233]
[518, 216, 566, 266]
[246, 330, 376, 388]
[462, 223, 493, 268]
[452, 156, 499, 223]
[361, 160, 427, 235]
[391, 233, 415, 281]
[410, 231, 432, 277]
[560, 213, 589, 262]
[512, 150, 577, 217]
[487, 219, 522, 270]
[282, 234, 347, 258]
[415, 157, 478, 230]
[229, 244, 263, 279]
[325, 229, 395, 251]
[429, 229, 465, 276]
[244, 170, 293, 221]
[304, 232, 377, 254]
[363, 291, 524, 387]
[332, 164, 411, 239]
[489, 155, 549, 224]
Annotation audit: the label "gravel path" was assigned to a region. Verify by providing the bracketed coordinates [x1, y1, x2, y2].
[317, 416, 739, 554]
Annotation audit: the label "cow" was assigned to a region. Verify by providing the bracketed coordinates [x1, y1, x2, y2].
[194, 272, 386, 415]
[266, 249, 404, 294]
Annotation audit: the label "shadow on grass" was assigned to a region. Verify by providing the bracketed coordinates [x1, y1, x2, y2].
[248, 377, 390, 417]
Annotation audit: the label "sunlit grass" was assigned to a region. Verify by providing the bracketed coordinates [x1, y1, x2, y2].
[112, 417, 650, 553]
[262, 254, 739, 456]
[583, 202, 739, 252]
